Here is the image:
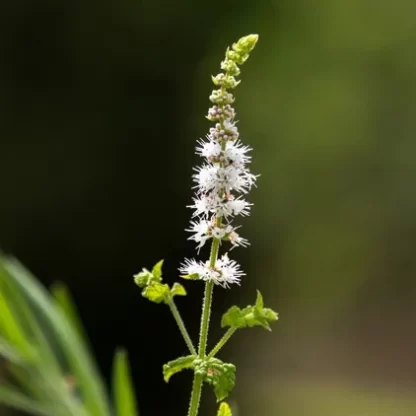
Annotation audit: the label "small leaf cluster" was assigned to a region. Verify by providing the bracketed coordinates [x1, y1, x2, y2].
[221, 291, 278, 331]
[163, 355, 236, 402]
[134, 260, 186, 304]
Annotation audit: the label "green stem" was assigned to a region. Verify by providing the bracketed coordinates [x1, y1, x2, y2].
[167, 298, 196, 356]
[207, 327, 237, 359]
[198, 280, 215, 358]
[187, 373, 203, 416]
[187, 237, 221, 416]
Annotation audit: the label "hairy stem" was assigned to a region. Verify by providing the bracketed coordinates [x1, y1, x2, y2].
[187, 236, 220, 416]
[207, 327, 237, 359]
[167, 298, 196, 356]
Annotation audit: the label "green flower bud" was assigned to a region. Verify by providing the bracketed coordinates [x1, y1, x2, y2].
[232, 34, 259, 55]
[211, 73, 241, 89]
[209, 89, 235, 105]
[221, 59, 240, 76]
[225, 49, 248, 66]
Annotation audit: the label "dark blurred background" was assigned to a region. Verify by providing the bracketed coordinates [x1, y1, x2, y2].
[1, 0, 416, 415]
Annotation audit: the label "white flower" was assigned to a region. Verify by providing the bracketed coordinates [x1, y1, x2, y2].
[189, 194, 221, 217]
[215, 253, 244, 287]
[224, 198, 251, 216]
[229, 230, 250, 248]
[186, 220, 211, 250]
[193, 164, 256, 195]
[189, 194, 251, 219]
[225, 141, 252, 167]
[179, 254, 244, 288]
[220, 165, 257, 194]
[193, 165, 219, 193]
[211, 225, 229, 239]
[179, 258, 220, 281]
[196, 138, 221, 159]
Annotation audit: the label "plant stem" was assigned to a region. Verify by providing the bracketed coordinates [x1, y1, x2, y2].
[207, 327, 237, 359]
[187, 372, 203, 416]
[167, 298, 196, 356]
[187, 236, 220, 416]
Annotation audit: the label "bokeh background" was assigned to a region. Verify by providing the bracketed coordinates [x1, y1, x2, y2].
[1, 0, 416, 415]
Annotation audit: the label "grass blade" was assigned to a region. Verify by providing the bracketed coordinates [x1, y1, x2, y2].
[112, 348, 138, 416]
[2, 257, 111, 416]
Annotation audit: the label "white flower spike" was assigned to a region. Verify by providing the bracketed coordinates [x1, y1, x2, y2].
[181, 34, 259, 288]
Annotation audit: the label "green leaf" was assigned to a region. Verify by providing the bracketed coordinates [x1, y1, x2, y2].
[134, 260, 165, 290]
[2, 256, 111, 416]
[0, 259, 71, 409]
[142, 282, 170, 304]
[51, 282, 88, 343]
[170, 282, 186, 298]
[151, 260, 164, 281]
[195, 358, 236, 402]
[0, 336, 26, 364]
[221, 290, 278, 331]
[112, 348, 138, 416]
[217, 402, 232, 416]
[255, 290, 264, 308]
[163, 355, 195, 382]
[180, 273, 199, 280]
[0, 278, 32, 359]
[133, 269, 152, 288]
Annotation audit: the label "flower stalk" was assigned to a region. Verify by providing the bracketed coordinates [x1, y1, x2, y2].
[167, 298, 197, 356]
[207, 327, 237, 359]
[134, 33, 278, 416]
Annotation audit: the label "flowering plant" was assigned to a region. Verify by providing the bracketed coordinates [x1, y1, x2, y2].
[0, 33, 277, 416]
[134, 34, 278, 416]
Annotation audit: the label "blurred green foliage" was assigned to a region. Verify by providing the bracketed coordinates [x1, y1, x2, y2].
[0, 255, 138, 416]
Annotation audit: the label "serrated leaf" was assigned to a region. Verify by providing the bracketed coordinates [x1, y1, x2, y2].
[163, 355, 195, 382]
[197, 358, 236, 402]
[180, 273, 199, 280]
[171, 282, 186, 298]
[112, 348, 138, 416]
[211, 365, 235, 402]
[221, 290, 278, 331]
[217, 402, 232, 416]
[142, 283, 170, 304]
[220, 306, 247, 329]
[151, 260, 164, 281]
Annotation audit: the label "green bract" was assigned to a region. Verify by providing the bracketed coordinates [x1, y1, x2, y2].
[221, 291, 278, 331]
[180, 272, 199, 280]
[170, 282, 187, 298]
[217, 402, 232, 416]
